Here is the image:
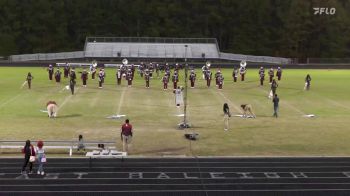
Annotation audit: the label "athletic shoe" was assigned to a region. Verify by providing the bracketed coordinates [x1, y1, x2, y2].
[37, 171, 40, 174]
[41, 171, 45, 175]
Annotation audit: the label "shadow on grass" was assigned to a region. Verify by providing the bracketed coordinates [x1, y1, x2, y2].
[57, 114, 82, 118]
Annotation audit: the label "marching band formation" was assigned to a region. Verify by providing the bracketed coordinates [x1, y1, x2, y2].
[40, 60, 286, 93]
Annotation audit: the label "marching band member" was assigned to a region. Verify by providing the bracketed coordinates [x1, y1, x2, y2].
[218, 73, 224, 90]
[98, 68, 105, 89]
[172, 71, 179, 90]
[305, 74, 312, 90]
[276, 67, 282, 81]
[202, 64, 208, 79]
[271, 79, 278, 96]
[139, 62, 144, 77]
[189, 70, 196, 88]
[239, 66, 246, 81]
[47, 64, 54, 80]
[232, 67, 238, 82]
[54, 68, 61, 83]
[81, 68, 88, 87]
[258, 66, 265, 75]
[64, 63, 70, 78]
[215, 69, 221, 86]
[205, 69, 212, 87]
[259, 69, 265, 86]
[26, 72, 33, 89]
[149, 63, 154, 78]
[145, 69, 150, 88]
[69, 68, 76, 95]
[131, 64, 135, 79]
[155, 63, 160, 78]
[268, 68, 274, 83]
[174, 86, 184, 107]
[90, 65, 96, 80]
[116, 68, 122, 85]
[126, 69, 133, 87]
[162, 74, 169, 90]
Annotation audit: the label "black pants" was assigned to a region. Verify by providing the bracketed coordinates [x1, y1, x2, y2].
[70, 84, 75, 94]
[22, 155, 33, 172]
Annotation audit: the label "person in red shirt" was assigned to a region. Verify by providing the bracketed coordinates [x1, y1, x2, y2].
[121, 119, 133, 153]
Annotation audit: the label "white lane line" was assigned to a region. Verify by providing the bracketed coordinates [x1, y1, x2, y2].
[0, 93, 22, 109]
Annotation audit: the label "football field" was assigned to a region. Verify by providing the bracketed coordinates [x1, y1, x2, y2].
[0, 66, 349, 156]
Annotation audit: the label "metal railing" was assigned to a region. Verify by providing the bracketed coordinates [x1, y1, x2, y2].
[9, 51, 84, 62]
[85, 37, 218, 44]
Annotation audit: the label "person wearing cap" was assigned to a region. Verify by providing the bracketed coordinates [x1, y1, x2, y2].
[144, 69, 150, 88]
[172, 71, 179, 90]
[98, 68, 105, 88]
[189, 70, 196, 88]
[218, 72, 224, 89]
[81, 68, 88, 87]
[121, 119, 133, 153]
[268, 68, 274, 83]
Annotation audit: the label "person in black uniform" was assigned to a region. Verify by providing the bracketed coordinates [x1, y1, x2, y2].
[47, 64, 54, 80]
[232, 67, 238, 82]
[64, 63, 70, 78]
[259, 70, 265, 86]
[276, 67, 282, 81]
[81, 68, 88, 87]
[271, 79, 278, 96]
[54, 68, 61, 83]
[69, 69, 76, 95]
[189, 70, 196, 88]
[305, 74, 312, 90]
[98, 68, 106, 89]
[205, 70, 212, 87]
[26, 72, 33, 89]
[145, 69, 150, 88]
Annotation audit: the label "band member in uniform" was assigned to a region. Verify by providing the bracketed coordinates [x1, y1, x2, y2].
[126, 69, 133, 87]
[271, 79, 278, 96]
[81, 68, 88, 87]
[215, 70, 221, 86]
[98, 68, 105, 89]
[139, 62, 144, 77]
[69, 69, 76, 95]
[90, 65, 97, 80]
[239, 66, 246, 81]
[232, 67, 238, 82]
[240, 104, 256, 118]
[202, 64, 208, 79]
[276, 67, 282, 81]
[162, 74, 169, 90]
[149, 63, 154, 78]
[259, 70, 265, 86]
[305, 74, 312, 90]
[116, 68, 122, 85]
[268, 68, 274, 83]
[64, 63, 70, 78]
[189, 70, 196, 88]
[54, 68, 61, 83]
[155, 63, 160, 78]
[131, 64, 135, 79]
[144, 69, 150, 88]
[205, 69, 212, 87]
[47, 64, 54, 80]
[26, 72, 33, 89]
[218, 73, 224, 89]
[172, 71, 179, 89]
[258, 67, 265, 76]
[174, 86, 184, 107]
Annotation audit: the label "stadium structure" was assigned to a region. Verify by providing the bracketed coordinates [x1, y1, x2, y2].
[9, 37, 290, 64]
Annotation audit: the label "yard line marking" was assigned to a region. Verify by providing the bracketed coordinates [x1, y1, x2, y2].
[0, 93, 23, 109]
[57, 88, 79, 112]
[89, 90, 101, 108]
[210, 89, 241, 112]
[116, 87, 127, 115]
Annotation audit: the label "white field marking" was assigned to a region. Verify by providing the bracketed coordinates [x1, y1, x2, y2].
[210, 89, 241, 113]
[56, 88, 79, 112]
[0, 93, 23, 109]
[89, 90, 101, 108]
[323, 97, 350, 111]
[115, 87, 127, 115]
[257, 88, 306, 115]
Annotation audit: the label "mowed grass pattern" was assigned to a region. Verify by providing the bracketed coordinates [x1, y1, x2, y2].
[0, 67, 349, 156]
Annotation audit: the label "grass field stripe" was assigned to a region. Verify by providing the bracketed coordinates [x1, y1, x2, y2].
[216, 90, 241, 112]
[116, 87, 127, 114]
[0, 93, 23, 109]
[57, 88, 80, 112]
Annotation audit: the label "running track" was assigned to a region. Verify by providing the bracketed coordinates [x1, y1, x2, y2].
[1, 157, 350, 195]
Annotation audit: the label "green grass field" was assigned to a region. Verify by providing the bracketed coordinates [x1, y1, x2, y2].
[0, 66, 350, 156]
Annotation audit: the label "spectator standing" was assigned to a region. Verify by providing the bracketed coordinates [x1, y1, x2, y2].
[77, 135, 85, 151]
[121, 119, 133, 153]
[36, 140, 46, 175]
[21, 140, 35, 174]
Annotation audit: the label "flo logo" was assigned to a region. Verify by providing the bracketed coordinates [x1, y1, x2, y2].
[313, 7, 336, 15]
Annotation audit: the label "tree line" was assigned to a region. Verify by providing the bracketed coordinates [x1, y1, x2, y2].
[0, 0, 349, 58]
